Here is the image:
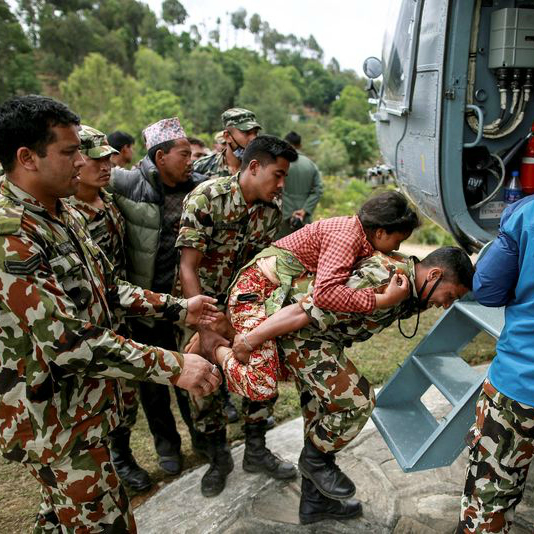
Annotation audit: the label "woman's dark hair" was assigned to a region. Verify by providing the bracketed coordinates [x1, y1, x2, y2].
[0, 95, 80, 173]
[241, 135, 298, 169]
[358, 191, 420, 234]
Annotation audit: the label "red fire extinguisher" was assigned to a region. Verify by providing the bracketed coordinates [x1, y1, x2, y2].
[520, 126, 534, 195]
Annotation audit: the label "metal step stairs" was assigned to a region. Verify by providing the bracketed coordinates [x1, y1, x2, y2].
[371, 297, 504, 472]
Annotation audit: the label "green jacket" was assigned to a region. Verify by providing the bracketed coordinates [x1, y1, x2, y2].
[110, 156, 204, 290]
[282, 152, 323, 222]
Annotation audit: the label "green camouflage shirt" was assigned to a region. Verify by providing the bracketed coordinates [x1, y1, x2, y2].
[0, 179, 189, 464]
[193, 151, 231, 180]
[175, 173, 282, 301]
[288, 251, 420, 346]
[67, 189, 127, 281]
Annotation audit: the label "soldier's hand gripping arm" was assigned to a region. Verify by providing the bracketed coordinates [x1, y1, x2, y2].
[231, 303, 311, 363]
[179, 247, 231, 357]
[0, 233, 218, 394]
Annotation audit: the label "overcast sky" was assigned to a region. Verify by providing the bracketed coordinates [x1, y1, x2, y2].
[145, 0, 396, 75]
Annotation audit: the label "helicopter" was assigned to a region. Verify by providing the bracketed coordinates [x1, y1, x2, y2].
[364, 0, 534, 253]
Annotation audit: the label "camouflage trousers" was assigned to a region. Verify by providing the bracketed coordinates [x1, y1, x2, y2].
[278, 335, 376, 453]
[117, 379, 139, 431]
[24, 441, 135, 533]
[457, 379, 534, 534]
[189, 389, 276, 434]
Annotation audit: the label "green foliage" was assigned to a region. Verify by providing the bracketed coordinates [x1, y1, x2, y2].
[329, 117, 378, 174]
[0, 1, 40, 101]
[411, 219, 456, 246]
[315, 176, 373, 219]
[134, 47, 175, 92]
[175, 49, 234, 133]
[161, 0, 187, 26]
[237, 63, 301, 136]
[314, 136, 350, 177]
[331, 85, 370, 124]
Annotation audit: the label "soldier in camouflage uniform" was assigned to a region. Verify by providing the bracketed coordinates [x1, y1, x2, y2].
[456, 195, 534, 533]
[218, 247, 473, 524]
[0, 95, 221, 533]
[68, 125, 151, 493]
[176, 135, 299, 497]
[193, 108, 261, 180]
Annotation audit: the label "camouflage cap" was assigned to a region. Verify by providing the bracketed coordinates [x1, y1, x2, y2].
[214, 130, 226, 144]
[79, 125, 118, 159]
[221, 108, 261, 131]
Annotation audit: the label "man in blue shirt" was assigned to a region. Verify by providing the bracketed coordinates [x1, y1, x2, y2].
[457, 196, 534, 533]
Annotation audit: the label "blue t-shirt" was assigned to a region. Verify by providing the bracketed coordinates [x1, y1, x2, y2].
[474, 195, 534, 406]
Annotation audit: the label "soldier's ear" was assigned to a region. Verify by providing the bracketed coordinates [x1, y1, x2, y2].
[427, 267, 443, 281]
[17, 147, 38, 172]
[249, 159, 260, 175]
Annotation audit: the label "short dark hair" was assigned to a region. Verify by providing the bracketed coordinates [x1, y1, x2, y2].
[187, 137, 205, 147]
[147, 140, 177, 163]
[0, 95, 80, 173]
[241, 135, 298, 170]
[108, 130, 135, 151]
[284, 131, 301, 147]
[421, 246, 474, 290]
[359, 191, 420, 234]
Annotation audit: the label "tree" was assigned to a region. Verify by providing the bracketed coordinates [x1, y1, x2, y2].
[249, 13, 261, 35]
[331, 85, 370, 124]
[162, 0, 187, 26]
[174, 49, 234, 132]
[237, 63, 302, 136]
[60, 53, 138, 133]
[0, 1, 40, 101]
[315, 134, 350, 176]
[329, 117, 378, 174]
[134, 47, 175, 92]
[230, 8, 247, 30]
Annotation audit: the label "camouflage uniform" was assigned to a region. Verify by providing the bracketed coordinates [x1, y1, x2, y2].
[192, 108, 261, 181]
[278, 252, 419, 453]
[68, 189, 139, 435]
[175, 172, 282, 431]
[457, 379, 534, 534]
[193, 151, 231, 180]
[0, 179, 189, 531]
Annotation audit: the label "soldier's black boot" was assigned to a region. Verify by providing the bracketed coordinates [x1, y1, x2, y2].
[201, 429, 234, 497]
[109, 430, 152, 492]
[242, 422, 297, 480]
[298, 437, 355, 500]
[299, 476, 363, 525]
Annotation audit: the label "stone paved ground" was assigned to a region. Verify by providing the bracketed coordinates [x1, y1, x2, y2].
[135, 372, 534, 534]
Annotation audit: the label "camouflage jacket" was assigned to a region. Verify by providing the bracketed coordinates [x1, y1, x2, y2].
[175, 173, 282, 302]
[0, 179, 189, 464]
[289, 251, 420, 347]
[193, 151, 231, 180]
[67, 189, 127, 281]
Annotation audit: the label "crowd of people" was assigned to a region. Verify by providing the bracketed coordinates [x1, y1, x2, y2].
[0, 94, 530, 533]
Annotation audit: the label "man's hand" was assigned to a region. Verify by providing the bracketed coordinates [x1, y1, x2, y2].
[292, 209, 306, 220]
[375, 274, 410, 309]
[172, 353, 222, 397]
[199, 327, 231, 363]
[232, 333, 252, 363]
[185, 295, 219, 326]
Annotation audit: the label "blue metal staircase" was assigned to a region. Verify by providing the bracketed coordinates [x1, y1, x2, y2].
[371, 297, 504, 472]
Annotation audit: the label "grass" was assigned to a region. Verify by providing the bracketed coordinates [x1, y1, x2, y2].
[0, 307, 496, 532]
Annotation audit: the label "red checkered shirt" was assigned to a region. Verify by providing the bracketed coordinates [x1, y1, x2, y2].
[274, 216, 376, 312]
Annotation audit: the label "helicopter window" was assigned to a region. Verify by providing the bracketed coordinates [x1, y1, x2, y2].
[382, 0, 421, 114]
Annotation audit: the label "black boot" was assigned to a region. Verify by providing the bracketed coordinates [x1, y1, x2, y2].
[109, 430, 152, 492]
[298, 437, 355, 500]
[299, 476, 362, 525]
[243, 422, 297, 480]
[201, 430, 234, 497]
